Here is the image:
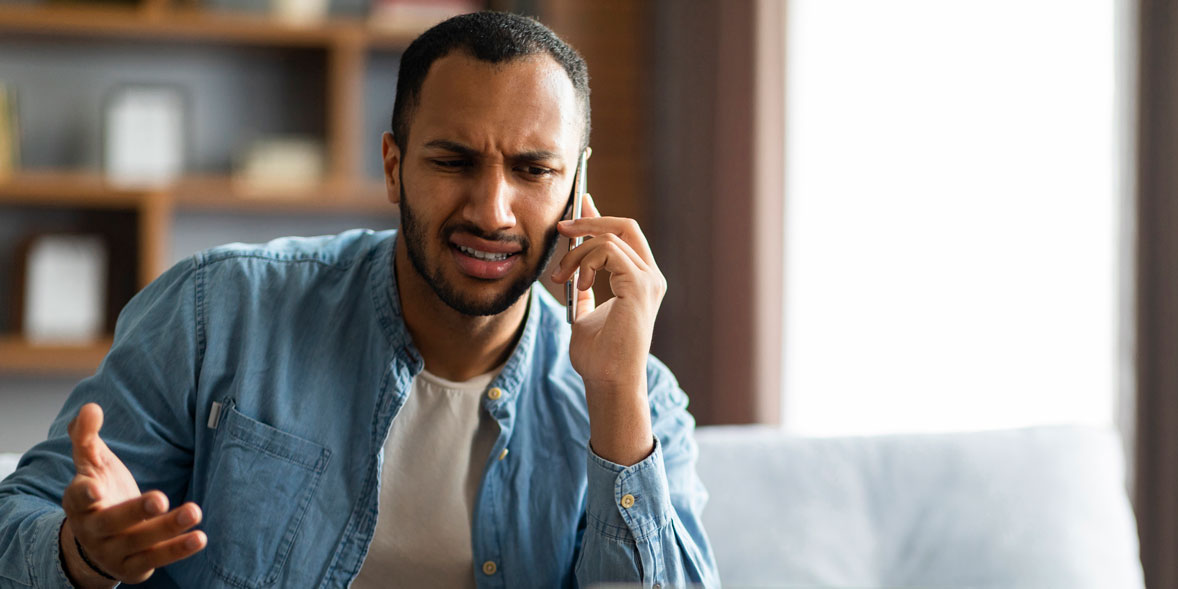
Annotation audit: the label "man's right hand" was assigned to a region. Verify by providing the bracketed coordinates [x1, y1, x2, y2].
[60, 403, 206, 588]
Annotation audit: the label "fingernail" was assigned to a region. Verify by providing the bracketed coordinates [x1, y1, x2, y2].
[184, 534, 202, 550]
[84, 487, 96, 502]
[145, 497, 163, 515]
[177, 508, 196, 526]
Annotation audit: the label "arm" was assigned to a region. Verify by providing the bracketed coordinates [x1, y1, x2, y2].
[551, 194, 719, 587]
[576, 363, 719, 588]
[0, 260, 206, 588]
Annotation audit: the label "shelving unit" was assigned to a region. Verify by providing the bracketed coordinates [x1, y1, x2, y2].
[0, 1, 416, 374]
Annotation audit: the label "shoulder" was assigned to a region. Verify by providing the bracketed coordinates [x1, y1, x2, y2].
[171, 229, 396, 327]
[194, 229, 395, 273]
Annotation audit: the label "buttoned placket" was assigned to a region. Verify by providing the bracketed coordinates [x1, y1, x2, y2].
[469, 289, 540, 588]
[473, 381, 514, 588]
[327, 351, 419, 588]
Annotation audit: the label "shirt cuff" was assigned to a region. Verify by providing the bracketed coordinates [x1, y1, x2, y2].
[586, 437, 673, 543]
[26, 509, 77, 588]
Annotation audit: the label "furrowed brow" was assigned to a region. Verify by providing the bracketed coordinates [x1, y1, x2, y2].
[512, 149, 561, 164]
[423, 140, 479, 157]
[422, 140, 562, 165]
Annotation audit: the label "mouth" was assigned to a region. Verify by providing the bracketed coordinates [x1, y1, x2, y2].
[454, 244, 514, 262]
[447, 237, 524, 280]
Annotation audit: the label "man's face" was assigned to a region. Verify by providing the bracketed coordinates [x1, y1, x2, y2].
[384, 52, 583, 316]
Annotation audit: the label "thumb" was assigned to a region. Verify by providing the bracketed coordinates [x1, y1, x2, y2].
[573, 192, 598, 319]
[68, 403, 107, 477]
[575, 277, 596, 319]
[582, 192, 600, 219]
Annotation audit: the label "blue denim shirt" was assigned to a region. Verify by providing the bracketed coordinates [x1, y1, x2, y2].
[0, 229, 718, 588]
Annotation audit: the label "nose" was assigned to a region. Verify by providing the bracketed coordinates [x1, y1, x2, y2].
[463, 165, 517, 233]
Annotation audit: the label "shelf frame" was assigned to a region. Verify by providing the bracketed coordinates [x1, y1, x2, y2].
[0, 336, 113, 375]
[0, 3, 419, 49]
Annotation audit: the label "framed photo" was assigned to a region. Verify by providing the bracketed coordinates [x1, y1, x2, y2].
[103, 84, 188, 187]
[14, 234, 109, 344]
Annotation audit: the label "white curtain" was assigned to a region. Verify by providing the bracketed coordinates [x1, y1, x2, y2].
[783, 0, 1123, 435]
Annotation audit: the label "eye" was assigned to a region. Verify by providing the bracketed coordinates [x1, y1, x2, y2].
[431, 159, 471, 171]
[516, 165, 555, 178]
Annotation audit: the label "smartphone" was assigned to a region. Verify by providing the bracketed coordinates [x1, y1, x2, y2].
[565, 148, 589, 324]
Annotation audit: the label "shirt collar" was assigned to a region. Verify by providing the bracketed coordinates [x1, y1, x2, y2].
[370, 230, 544, 411]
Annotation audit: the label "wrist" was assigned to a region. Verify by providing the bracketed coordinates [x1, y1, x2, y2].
[60, 520, 118, 589]
[585, 378, 653, 466]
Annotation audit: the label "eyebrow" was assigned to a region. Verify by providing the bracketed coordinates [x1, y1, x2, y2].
[422, 139, 561, 164]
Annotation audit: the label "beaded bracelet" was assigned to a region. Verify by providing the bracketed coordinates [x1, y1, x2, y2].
[74, 537, 119, 582]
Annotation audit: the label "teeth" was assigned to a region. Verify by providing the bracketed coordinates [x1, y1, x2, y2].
[457, 245, 511, 262]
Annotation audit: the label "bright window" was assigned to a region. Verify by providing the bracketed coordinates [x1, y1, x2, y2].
[782, 0, 1123, 435]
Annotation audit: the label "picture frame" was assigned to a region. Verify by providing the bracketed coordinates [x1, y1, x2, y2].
[102, 83, 188, 187]
[12, 233, 109, 344]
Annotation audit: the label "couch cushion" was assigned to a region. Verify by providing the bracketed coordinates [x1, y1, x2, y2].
[0, 453, 18, 482]
[694, 425, 1144, 588]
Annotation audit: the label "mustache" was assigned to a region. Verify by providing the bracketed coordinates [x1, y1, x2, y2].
[442, 222, 529, 253]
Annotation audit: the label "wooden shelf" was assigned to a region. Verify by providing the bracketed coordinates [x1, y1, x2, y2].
[0, 3, 420, 49]
[174, 175, 394, 215]
[0, 336, 113, 374]
[0, 171, 155, 208]
[0, 171, 396, 216]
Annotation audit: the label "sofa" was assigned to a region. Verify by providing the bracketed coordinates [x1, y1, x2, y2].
[1, 425, 1144, 587]
[695, 425, 1144, 588]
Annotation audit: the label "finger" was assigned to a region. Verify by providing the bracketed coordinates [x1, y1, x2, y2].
[579, 235, 647, 292]
[553, 233, 646, 285]
[575, 274, 596, 318]
[558, 215, 655, 267]
[116, 503, 201, 556]
[121, 530, 207, 580]
[63, 476, 102, 517]
[69, 404, 106, 477]
[87, 491, 169, 538]
[583, 192, 600, 218]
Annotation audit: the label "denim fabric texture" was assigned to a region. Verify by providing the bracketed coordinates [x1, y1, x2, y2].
[0, 229, 718, 588]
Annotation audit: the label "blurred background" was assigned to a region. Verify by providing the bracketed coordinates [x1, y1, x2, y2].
[0, 0, 1175, 585]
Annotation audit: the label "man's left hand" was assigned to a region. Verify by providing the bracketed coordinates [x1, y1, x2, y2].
[551, 193, 666, 466]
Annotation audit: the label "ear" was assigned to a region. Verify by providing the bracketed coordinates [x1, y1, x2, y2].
[382, 132, 402, 205]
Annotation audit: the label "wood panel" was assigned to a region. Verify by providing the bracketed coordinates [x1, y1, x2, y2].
[0, 3, 419, 48]
[1136, 0, 1178, 585]
[540, 0, 650, 233]
[0, 336, 112, 375]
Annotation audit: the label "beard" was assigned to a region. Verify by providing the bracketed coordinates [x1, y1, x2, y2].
[398, 173, 562, 317]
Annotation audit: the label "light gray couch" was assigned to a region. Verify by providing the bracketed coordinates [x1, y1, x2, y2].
[1, 425, 1144, 588]
[695, 425, 1144, 588]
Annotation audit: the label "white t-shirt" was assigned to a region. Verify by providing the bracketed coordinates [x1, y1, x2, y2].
[351, 366, 501, 588]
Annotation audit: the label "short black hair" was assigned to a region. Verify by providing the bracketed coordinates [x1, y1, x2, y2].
[391, 11, 591, 154]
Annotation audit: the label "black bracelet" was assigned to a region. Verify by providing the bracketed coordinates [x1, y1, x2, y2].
[74, 536, 119, 582]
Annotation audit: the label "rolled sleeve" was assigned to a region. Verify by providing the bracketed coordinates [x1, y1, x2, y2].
[0, 499, 73, 588]
[574, 357, 719, 588]
[586, 438, 673, 543]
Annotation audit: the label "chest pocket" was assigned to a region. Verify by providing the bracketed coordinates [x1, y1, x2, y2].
[203, 401, 331, 588]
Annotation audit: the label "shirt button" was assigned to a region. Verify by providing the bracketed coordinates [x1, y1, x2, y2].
[620, 494, 636, 509]
[487, 387, 503, 401]
[498, 448, 509, 461]
[482, 560, 498, 575]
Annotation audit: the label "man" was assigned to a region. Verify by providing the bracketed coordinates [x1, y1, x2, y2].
[0, 11, 717, 589]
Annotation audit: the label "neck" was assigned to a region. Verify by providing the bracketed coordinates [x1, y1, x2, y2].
[393, 234, 529, 382]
